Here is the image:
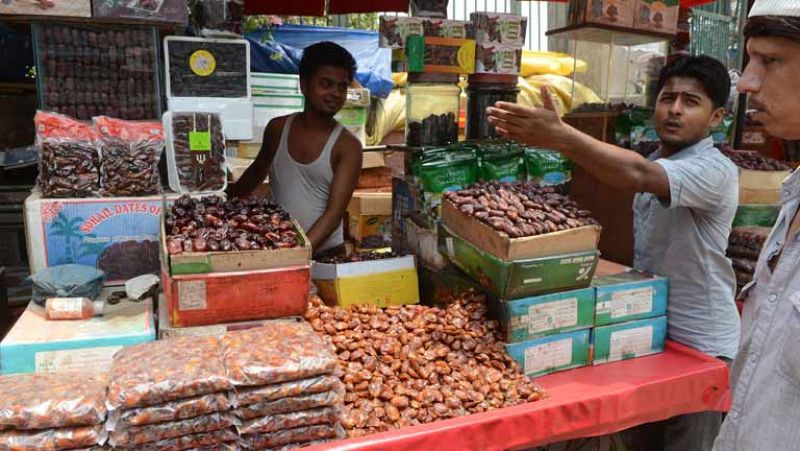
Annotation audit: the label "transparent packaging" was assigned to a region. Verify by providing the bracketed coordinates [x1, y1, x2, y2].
[108, 393, 232, 429]
[466, 75, 519, 140]
[0, 425, 106, 450]
[95, 116, 164, 196]
[132, 429, 238, 451]
[34, 111, 101, 198]
[240, 423, 346, 449]
[235, 375, 343, 407]
[109, 412, 235, 447]
[233, 389, 344, 421]
[164, 111, 227, 194]
[238, 406, 342, 435]
[405, 74, 461, 147]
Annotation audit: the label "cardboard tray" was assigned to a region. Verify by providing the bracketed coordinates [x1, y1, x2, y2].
[348, 192, 392, 216]
[161, 211, 311, 275]
[738, 168, 791, 205]
[442, 199, 601, 261]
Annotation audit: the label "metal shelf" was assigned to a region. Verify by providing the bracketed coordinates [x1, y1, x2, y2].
[546, 23, 674, 47]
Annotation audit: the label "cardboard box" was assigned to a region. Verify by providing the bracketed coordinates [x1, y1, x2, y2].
[439, 224, 600, 300]
[0, 293, 154, 375]
[505, 329, 591, 378]
[592, 316, 667, 365]
[496, 288, 595, 343]
[592, 271, 668, 326]
[1, 0, 90, 17]
[733, 204, 781, 227]
[25, 193, 167, 285]
[442, 199, 601, 261]
[348, 192, 392, 250]
[362, 151, 386, 169]
[633, 0, 679, 35]
[738, 168, 791, 205]
[157, 298, 301, 339]
[470, 12, 527, 46]
[421, 18, 474, 39]
[251, 73, 300, 94]
[406, 36, 476, 75]
[312, 255, 419, 308]
[475, 43, 523, 75]
[570, 0, 637, 28]
[162, 265, 310, 328]
[379, 16, 423, 48]
[92, 0, 188, 23]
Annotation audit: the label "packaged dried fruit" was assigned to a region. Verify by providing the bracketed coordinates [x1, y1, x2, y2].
[238, 406, 342, 435]
[109, 412, 235, 447]
[34, 111, 101, 198]
[221, 322, 338, 387]
[0, 373, 107, 430]
[95, 116, 165, 196]
[261, 438, 332, 451]
[233, 389, 344, 421]
[129, 428, 238, 451]
[240, 423, 346, 449]
[235, 375, 343, 407]
[109, 393, 232, 429]
[0, 424, 106, 450]
[107, 335, 231, 409]
[164, 111, 227, 193]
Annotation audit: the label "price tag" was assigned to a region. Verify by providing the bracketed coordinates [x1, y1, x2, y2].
[189, 131, 211, 151]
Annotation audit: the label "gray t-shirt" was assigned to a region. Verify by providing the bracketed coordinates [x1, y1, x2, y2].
[633, 136, 740, 359]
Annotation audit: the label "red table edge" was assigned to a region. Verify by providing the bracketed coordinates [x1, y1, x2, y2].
[309, 341, 730, 451]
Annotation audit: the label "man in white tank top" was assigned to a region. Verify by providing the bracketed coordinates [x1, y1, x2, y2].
[230, 42, 363, 259]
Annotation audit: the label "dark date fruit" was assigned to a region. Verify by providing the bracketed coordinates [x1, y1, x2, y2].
[317, 251, 404, 265]
[166, 195, 299, 254]
[407, 113, 458, 147]
[169, 113, 226, 192]
[720, 147, 791, 171]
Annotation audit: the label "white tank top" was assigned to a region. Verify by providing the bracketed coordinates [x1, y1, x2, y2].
[269, 114, 345, 252]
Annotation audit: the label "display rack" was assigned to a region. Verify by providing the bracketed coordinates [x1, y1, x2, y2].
[547, 23, 676, 47]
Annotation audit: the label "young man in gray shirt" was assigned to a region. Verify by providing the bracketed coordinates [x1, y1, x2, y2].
[488, 55, 738, 450]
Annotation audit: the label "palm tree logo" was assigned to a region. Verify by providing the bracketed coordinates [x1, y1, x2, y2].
[49, 212, 83, 265]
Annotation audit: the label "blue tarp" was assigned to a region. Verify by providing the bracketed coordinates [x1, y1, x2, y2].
[246, 24, 393, 98]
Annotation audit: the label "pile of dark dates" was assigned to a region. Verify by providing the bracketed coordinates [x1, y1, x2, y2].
[720, 147, 791, 171]
[318, 251, 404, 265]
[444, 181, 599, 238]
[166, 195, 299, 254]
[406, 112, 458, 147]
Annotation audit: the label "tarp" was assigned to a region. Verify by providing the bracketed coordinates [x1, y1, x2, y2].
[306, 341, 730, 451]
[246, 25, 393, 98]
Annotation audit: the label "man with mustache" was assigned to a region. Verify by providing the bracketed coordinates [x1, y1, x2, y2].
[487, 55, 738, 450]
[231, 42, 363, 260]
[714, 1, 800, 450]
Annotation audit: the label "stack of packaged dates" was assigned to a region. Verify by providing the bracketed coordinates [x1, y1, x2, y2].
[221, 321, 347, 449]
[105, 335, 238, 449]
[0, 373, 108, 450]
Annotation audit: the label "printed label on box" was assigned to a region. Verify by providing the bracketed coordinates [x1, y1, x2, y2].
[35, 346, 122, 374]
[178, 280, 207, 311]
[610, 287, 653, 319]
[524, 337, 573, 374]
[609, 325, 653, 360]
[525, 298, 578, 334]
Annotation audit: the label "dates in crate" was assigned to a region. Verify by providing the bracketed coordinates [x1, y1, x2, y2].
[165, 195, 299, 254]
[167, 112, 226, 192]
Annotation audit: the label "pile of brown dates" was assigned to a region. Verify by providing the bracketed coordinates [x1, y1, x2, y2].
[166, 195, 299, 254]
[444, 181, 599, 238]
[305, 291, 546, 437]
[720, 148, 791, 171]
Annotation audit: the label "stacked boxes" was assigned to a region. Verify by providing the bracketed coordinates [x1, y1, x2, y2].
[471, 12, 526, 75]
[347, 192, 392, 251]
[311, 255, 419, 308]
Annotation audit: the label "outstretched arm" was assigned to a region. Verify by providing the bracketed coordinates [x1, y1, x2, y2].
[487, 86, 670, 199]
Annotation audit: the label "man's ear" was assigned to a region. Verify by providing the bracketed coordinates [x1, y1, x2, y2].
[709, 106, 725, 129]
[299, 78, 308, 96]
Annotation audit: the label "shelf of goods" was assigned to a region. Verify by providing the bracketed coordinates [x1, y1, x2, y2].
[546, 23, 674, 47]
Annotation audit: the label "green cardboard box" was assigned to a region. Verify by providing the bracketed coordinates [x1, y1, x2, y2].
[592, 316, 667, 365]
[592, 271, 668, 326]
[733, 204, 780, 227]
[495, 287, 595, 342]
[438, 224, 599, 300]
[505, 329, 591, 378]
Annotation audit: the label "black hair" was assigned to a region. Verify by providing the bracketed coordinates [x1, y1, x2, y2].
[745, 15, 800, 44]
[299, 41, 357, 82]
[656, 55, 730, 109]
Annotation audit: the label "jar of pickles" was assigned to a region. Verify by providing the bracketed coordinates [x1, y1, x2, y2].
[405, 73, 461, 147]
[466, 74, 519, 140]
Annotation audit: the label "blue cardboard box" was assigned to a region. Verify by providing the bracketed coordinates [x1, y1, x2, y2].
[495, 287, 595, 342]
[504, 329, 591, 378]
[592, 270, 668, 326]
[592, 316, 667, 365]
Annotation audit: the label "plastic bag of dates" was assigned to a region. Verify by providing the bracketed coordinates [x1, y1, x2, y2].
[240, 423, 346, 449]
[109, 412, 235, 447]
[238, 406, 342, 435]
[95, 116, 164, 196]
[233, 389, 345, 421]
[220, 322, 339, 387]
[0, 373, 107, 430]
[34, 111, 101, 198]
[164, 112, 226, 193]
[0, 424, 106, 450]
[131, 429, 239, 451]
[234, 374, 343, 407]
[107, 335, 231, 410]
[108, 393, 231, 430]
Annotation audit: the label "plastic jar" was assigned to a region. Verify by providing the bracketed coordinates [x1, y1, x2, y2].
[405, 73, 461, 147]
[466, 74, 520, 140]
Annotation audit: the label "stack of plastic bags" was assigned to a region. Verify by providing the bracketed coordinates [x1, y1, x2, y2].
[0, 373, 108, 450]
[106, 335, 238, 449]
[221, 321, 347, 450]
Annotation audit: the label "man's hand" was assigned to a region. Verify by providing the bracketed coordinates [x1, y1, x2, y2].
[486, 85, 573, 151]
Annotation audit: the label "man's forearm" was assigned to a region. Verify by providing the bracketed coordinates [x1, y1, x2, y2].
[306, 210, 344, 250]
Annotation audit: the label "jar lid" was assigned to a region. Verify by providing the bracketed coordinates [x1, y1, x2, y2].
[468, 74, 518, 85]
[408, 72, 460, 84]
